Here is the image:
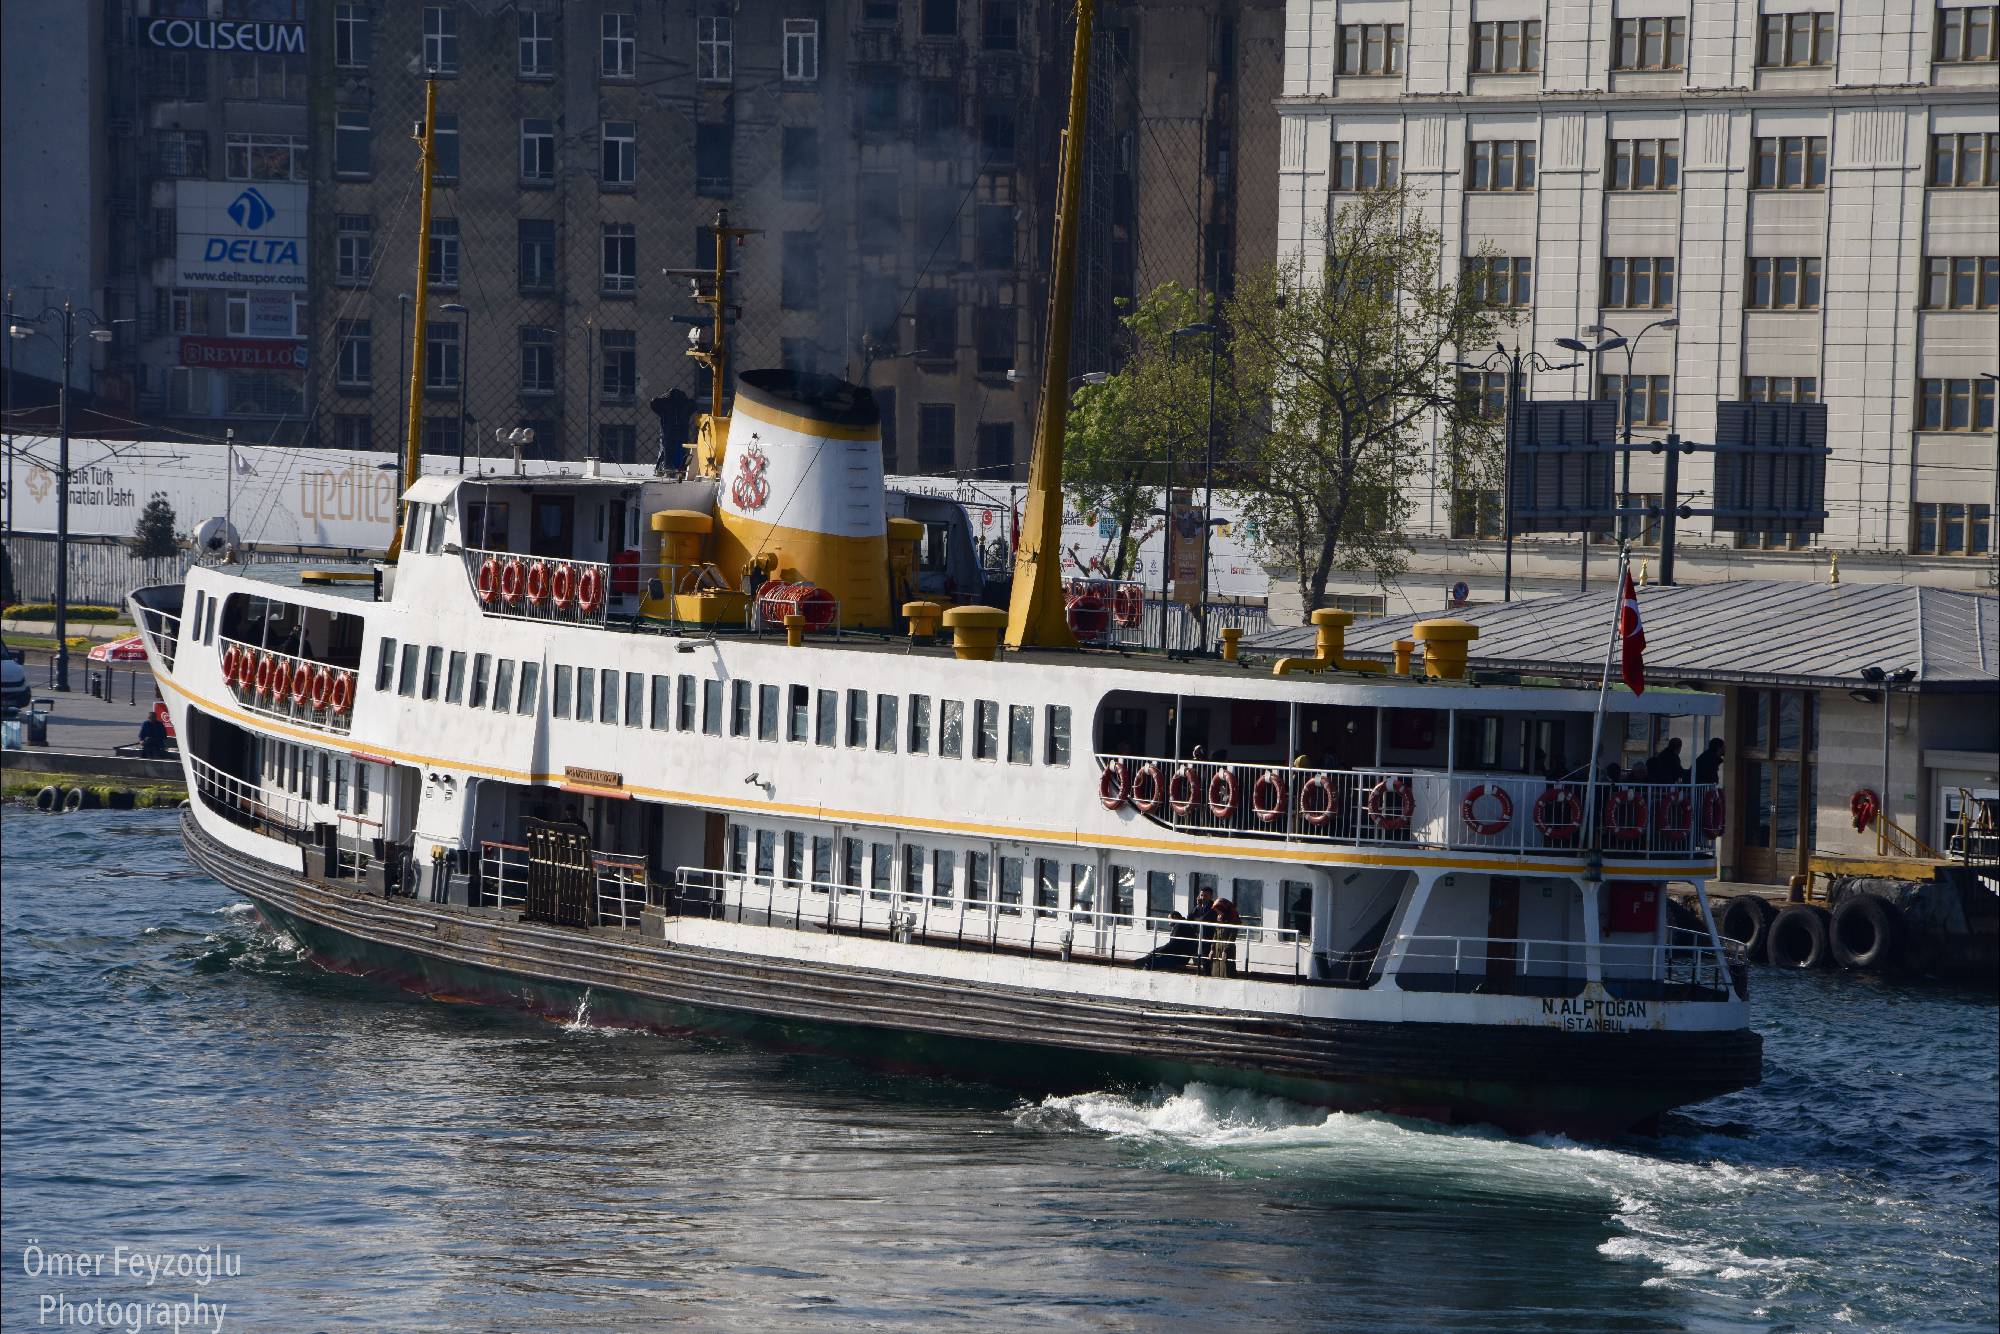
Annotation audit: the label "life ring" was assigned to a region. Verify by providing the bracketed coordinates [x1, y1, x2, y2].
[1700, 788, 1727, 840]
[289, 661, 313, 706]
[500, 559, 524, 605]
[1460, 783, 1514, 837]
[1098, 761, 1128, 811]
[524, 561, 550, 606]
[1130, 762, 1165, 814]
[1606, 786, 1648, 844]
[1532, 784, 1583, 841]
[1849, 788, 1878, 832]
[578, 566, 605, 613]
[1365, 777, 1413, 831]
[1206, 766, 1238, 820]
[1112, 582, 1144, 628]
[220, 644, 241, 685]
[330, 672, 354, 714]
[1299, 773, 1336, 828]
[309, 666, 331, 710]
[1250, 769, 1288, 824]
[475, 557, 499, 604]
[1655, 788, 1694, 838]
[255, 654, 276, 698]
[550, 563, 575, 610]
[1168, 764, 1199, 816]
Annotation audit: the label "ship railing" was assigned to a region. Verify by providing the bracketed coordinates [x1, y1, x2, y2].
[135, 606, 180, 672]
[476, 840, 530, 912]
[217, 636, 357, 736]
[1062, 578, 1149, 648]
[672, 866, 1312, 979]
[460, 546, 612, 628]
[593, 852, 649, 928]
[188, 754, 378, 865]
[1389, 925, 1744, 1000]
[1096, 754, 1719, 859]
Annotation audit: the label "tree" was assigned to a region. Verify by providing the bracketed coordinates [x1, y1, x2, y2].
[1062, 282, 1218, 580]
[1226, 187, 1516, 615]
[133, 492, 180, 560]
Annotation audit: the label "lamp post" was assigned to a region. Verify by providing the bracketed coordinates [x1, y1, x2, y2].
[1451, 343, 1578, 603]
[1558, 317, 1677, 542]
[440, 301, 470, 472]
[9, 300, 117, 692]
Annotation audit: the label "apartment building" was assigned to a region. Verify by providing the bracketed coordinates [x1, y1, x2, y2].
[1276, 0, 1999, 608]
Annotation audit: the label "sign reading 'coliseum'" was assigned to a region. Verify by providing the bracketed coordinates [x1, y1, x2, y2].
[145, 19, 304, 53]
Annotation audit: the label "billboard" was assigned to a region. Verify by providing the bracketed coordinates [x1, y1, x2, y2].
[176, 181, 307, 290]
[1709, 402, 1830, 535]
[1506, 399, 1621, 533]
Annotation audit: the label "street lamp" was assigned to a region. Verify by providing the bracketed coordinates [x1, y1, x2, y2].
[8, 299, 117, 692]
[1558, 317, 1678, 542]
[441, 301, 470, 472]
[1451, 344, 1578, 603]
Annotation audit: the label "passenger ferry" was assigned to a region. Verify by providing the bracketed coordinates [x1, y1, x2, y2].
[127, 34, 1755, 1138]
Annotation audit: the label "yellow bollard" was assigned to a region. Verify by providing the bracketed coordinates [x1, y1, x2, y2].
[1411, 618, 1479, 680]
[1219, 626, 1243, 662]
[1393, 638, 1416, 675]
[903, 600, 943, 642]
[941, 605, 1008, 661]
[784, 613, 805, 648]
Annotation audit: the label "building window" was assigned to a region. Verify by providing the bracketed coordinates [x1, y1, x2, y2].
[601, 223, 637, 294]
[974, 306, 1015, 374]
[428, 218, 459, 288]
[423, 6, 458, 74]
[425, 322, 461, 391]
[1601, 373, 1671, 426]
[430, 114, 459, 181]
[858, 177, 899, 256]
[603, 11, 636, 78]
[975, 204, 1013, 269]
[1754, 136, 1829, 190]
[859, 69, 900, 134]
[983, 1, 1018, 49]
[157, 130, 208, 178]
[1610, 137, 1679, 190]
[1935, 6, 1998, 62]
[782, 127, 818, 199]
[1336, 141, 1399, 191]
[1924, 255, 2000, 309]
[225, 132, 305, 182]
[918, 188, 959, 259]
[519, 10, 555, 77]
[598, 424, 636, 463]
[784, 18, 819, 81]
[1758, 12, 1835, 67]
[222, 52, 305, 101]
[602, 121, 635, 186]
[334, 415, 371, 452]
[1471, 19, 1541, 73]
[1338, 23, 1404, 75]
[917, 403, 955, 472]
[1458, 370, 1508, 419]
[921, 0, 957, 38]
[1467, 139, 1536, 191]
[336, 320, 371, 389]
[601, 330, 636, 402]
[1468, 255, 1532, 307]
[334, 112, 369, 178]
[915, 288, 955, 359]
[518, 218, 556, 291]
[980, 100, 1016, 166]
[696, 13, 732, 83]
[519, 327, 556, 397]
[1743, 375, 1818, 403]
[335, 4, 371, 68]
[1919, 377, 1998, 431]
[1614, 15, 1686, 69]
[1913, 503, 1993, 555]
[1747, 256, 1823, 310]
[1603, 256, 1676, 309]
[977, 423, 1015, 478]
[1450, 488, 1503, 539]
[521, 119, 555, 183]
[335, 215, 373, 285]
[781, 232, 819, 310]
[919, 82, 959, 158]
[1930, 132, 1999, 187]
[695, 123, 732, 196]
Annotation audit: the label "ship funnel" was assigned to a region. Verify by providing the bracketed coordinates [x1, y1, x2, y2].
[713, 370, 890, 628]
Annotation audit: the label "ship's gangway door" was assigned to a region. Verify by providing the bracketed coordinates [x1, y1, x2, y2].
[524, 819, 593, 928]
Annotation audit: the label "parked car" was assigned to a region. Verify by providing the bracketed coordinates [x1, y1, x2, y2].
[1, 656, 30, 713]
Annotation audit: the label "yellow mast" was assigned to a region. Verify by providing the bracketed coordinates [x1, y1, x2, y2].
[1004, 0, 1094, 649]
[678, 208, 759, 478]
[386, 77, 438, 562]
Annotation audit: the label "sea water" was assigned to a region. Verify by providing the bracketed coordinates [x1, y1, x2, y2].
[3, 810, 1994, 1331]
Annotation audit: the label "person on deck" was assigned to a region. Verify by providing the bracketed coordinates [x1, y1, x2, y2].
[1645, 737, 1688, 784]
[1694, 738, 1726, 787]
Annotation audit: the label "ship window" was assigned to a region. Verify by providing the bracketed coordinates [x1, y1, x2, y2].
[940, 700, 964, 757]
[1231, 878, 1265, 928]
[1110, 864, 1137, 922]
[1146, 870, 1175, 921]
[601, 669, 621, 725]
[398, 642, 420, 696]
[702, 678, 723, 734]
[652, 675, 673, 729]
[428, 504, 448, 552]
[998, 856, 1024, 914]
[966, 850, 991, 905]
[1007, 704, 1033, 764]
[319, 754, 332, 804]
[493, 660, 516, 713]
[469, 653, 491, 708]
[1045, 706, 1071, 765]
[576, 667, 597, 723]
[355, 762, 369, 814]
[678, 674, 697, 730]
[1282, 880, 1313, 935]
[789, 685, 810, 741]
[816, 689, 838, 746]
[908, 694, 932, 753]
[445, 650, 467, 703]
[870, 842, 893, 899]
[731, 679, 751, 736]
[756, 828, 776, 884]
[517, 661, 540, 713]
[1070, 863, 1096, 914]
[903, 845, 925, 897]
[625, 673, 644, 727]
[1035, 858, 1060, 917]
[422, 646, 443, 700]
[811, 835, 834, 886]
[727, 824, 748, 874]
[758, 684, 780, 740]
[785, 831, 805, 886]
[932, 848, 956, 899]
[377, 638, 396, 690]
[553, 664, 573, 718]
[974, 700, 1000, 760]
[875, 693, 898, 752]
[842, 837, 864, 888]
[846, 689, 869, 747]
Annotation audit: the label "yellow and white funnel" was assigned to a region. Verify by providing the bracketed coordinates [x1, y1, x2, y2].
[713, 370, 891, 628]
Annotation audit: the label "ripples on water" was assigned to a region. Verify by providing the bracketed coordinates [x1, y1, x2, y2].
[3, 811, 1994, 1332]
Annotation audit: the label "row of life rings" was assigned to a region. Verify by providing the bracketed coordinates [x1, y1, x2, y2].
[476, 556, 603, 614]
[219, 645, 354, 715]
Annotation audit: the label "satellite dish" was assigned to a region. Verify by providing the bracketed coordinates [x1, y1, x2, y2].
[195, 516, 241, 557]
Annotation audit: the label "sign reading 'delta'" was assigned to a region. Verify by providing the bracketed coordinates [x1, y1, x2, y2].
[144, 19, 305, 53]
[176, 181, 307, 290]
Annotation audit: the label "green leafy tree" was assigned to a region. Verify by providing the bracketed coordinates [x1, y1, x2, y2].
[1226, 186, 1516, 615]
[133, 492, 180, 560]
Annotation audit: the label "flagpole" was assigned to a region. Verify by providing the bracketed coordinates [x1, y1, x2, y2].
[1583, 543, 1631, 853]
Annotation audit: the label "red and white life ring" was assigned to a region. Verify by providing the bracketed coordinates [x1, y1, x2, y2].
[524, 561, 550, 606]
[1206, 766, 1238, 819]
[1365, 777, 1413, 831]
[308, 665, 331, 710]
[330, 672, 354, 715]
[1460, 783, 1514, 837]
[1532, 784, 1583, 841]
[1112, 583, 1144, 628]
[549, 563, 575, 610]
[500, 559, 525, 606]
[289, 661, 313, 706]
[578, 566, 605, 614]
[1655, 788, 1694, 838]
[1130, 761, 1165, 814]
[1250, 769, 1288, 824]
[1607, 787, 1649, 844]
[1700, 788, 1727, 840]
[1167, 764, 1199, 816]
[220, 645, 241, 686]
[1098, 760, 1128, 811]
[475, 557, 499, 605]
[255, 655, 276, 698]
[1299, 773, 1336, 828]
[1849, 788, 1879, 833]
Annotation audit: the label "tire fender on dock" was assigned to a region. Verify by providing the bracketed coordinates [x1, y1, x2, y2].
[34, 785, 61, 813]
[1720, 895, 1777, 963]
[1769, 903, 1833, 969]
[1829, 893, 1904, 973]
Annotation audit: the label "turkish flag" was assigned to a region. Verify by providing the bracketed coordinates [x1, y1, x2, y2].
[1619, 569, 1646, 695]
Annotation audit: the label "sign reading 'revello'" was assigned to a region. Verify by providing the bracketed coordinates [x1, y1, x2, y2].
[176, 181, 306, 290]
[145, 19, 304, 53]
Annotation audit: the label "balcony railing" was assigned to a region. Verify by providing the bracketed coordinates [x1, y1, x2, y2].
[189, 753, 379, 874]
[1097, 755, 1722, 859]
[1389, 926, 1745, 1001]
[475, 841, 648, 927]
[136, 607, 180, 672]
[462, 547, 611, 627]
[218, 637, 357, 736]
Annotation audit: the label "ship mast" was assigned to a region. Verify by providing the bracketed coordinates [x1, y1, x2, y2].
[1003, 0, 1094, 650]
[386, 77, 439, 562]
